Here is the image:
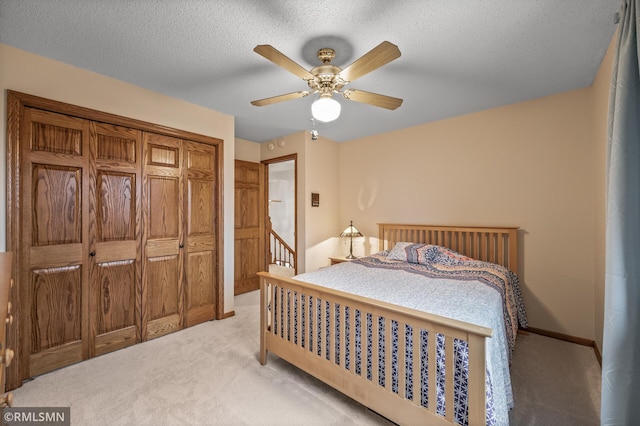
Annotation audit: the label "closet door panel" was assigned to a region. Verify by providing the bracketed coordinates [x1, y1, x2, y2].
[95, 172, 135, 241]
[94, 260, 136, 355]
[148, 177, 180, 238]
[29, 266, 83, 377]
[32, 165, 82, 245]
[142, 133, 184, 340]
[31, 267, 82, 350]
[185, 242, 214, 326]
[146, 255, 180, 316]
[185, 142, 217, 327]
[90, 123, 141, 356]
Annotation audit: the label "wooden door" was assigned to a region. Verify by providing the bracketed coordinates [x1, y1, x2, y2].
[184, 141, 217, 327]
[21, 108, 90, 378]
[141, 133, 184, 340]
[234, 160, 265, 295]
[90, 123, 142, 356]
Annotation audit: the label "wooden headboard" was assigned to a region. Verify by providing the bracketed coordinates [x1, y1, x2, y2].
[378, 223, 519, 275]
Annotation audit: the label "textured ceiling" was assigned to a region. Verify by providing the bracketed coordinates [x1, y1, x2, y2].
[0, 0, 621, 143]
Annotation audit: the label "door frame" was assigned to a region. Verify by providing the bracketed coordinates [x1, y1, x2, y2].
[262, 154, 298, 275]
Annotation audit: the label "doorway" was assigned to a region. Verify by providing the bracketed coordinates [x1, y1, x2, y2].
[263, 155, 297, 277]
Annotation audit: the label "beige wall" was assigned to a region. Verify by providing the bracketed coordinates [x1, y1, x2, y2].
[339, 86, 604, 340]
[235, 137, 261, 162]
[304, 133, 341, 271]
[0, 44, 237, 314]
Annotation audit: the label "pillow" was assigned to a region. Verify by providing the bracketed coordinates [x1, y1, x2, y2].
[387, 242, 422, 261]
[411, 244, 472, 265]
[388, 242, 472, 265]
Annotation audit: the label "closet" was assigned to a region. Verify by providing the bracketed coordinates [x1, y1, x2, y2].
[6, 91, 223, 389]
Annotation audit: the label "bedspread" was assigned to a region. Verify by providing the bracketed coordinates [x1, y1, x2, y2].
[355, 249, 527, 356]
[293, 252, 527, 426]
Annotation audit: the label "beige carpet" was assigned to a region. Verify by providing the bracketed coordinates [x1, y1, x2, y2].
[11, 290, 600, 425]
[508, 332, 601, 425]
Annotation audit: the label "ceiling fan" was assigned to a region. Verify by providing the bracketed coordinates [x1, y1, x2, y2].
[250, 41, 403, 122]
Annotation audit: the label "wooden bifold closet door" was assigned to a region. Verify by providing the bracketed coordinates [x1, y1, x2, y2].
[183, 141, 217, 327]
[7, 91, 223, 387]
[141, 134, 217, 340]
[21, 109, 142, 376]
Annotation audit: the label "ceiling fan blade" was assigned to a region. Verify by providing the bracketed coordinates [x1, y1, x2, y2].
[342, 89, 403, 110]
[251, 91, 310, 106]
[254, 45, 314, 80]
[338, 41, 401, 83]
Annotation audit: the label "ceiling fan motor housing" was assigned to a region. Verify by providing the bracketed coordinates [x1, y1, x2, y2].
[309, 63, 346, 95]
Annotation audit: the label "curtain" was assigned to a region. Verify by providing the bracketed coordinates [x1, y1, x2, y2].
[602, 0, 640, 424]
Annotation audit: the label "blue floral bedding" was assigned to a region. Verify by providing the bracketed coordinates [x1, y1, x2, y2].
[289, 248, 527, 425]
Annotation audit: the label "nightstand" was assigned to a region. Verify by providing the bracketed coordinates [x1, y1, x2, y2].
[329, 256, 356, 265]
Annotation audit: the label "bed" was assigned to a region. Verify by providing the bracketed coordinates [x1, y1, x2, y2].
[258, 223, 527, 425]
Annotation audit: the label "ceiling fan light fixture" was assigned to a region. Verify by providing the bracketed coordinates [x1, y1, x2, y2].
[311, 96, 341, 122]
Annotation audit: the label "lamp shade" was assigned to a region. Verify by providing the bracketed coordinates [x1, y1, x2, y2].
[340, 221, 363, 238]
[311, 97, 341, 122]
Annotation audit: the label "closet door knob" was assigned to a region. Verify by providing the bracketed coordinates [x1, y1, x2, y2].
[90, 251, 96, 257]
[179, 244, 184, 248]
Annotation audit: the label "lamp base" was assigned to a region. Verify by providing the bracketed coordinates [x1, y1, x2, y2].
[345, 254, 357, 259]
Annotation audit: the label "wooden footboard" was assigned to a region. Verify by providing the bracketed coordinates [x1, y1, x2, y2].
[258, 272, 492, 426]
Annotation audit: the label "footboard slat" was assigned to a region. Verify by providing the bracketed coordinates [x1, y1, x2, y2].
[398, 321, 406, 399]
[287, 290, 292, 342]
[305, 294, 310, 352]
[329, 301, 335, 363]
[296, 291, 302, 347]
[311, 294, 316, 354]
[384, 317, 391, 392]
[259, 272, 491, 426]
[413, 325, 421, 406]
[445, 335, 455, 422]
[271, 284, 277, 336]
[349, 306, 356, 375]
[322, 300, 327, 358]
[372, 314, 379, 386]
[427, 327, 437, 413]
[339, 304, 345, 367]
[468, 334, 487, 425]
